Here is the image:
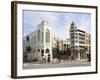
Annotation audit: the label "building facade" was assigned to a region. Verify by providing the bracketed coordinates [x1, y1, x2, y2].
[23, 21, 91, 63]
[85, 33, 91, 60]
[69, 22, 91, 61]
[23, 20, 53, 62]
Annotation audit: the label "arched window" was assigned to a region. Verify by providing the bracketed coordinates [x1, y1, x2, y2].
[42, 32, 44, 43]
[37, 30, 40, 42]
[45, 29, 50, 43]
[26, 36, 29, 41]
[34, 35, 36, 44]
[31, 37, 33, 46]
[46, 48, 50, 53]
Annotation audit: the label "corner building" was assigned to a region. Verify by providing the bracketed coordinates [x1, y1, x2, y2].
[69, 22, 91, 61]
[23, 20, 52, 62]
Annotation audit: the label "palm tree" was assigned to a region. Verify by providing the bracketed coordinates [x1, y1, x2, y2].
[26, 46, 32, 61]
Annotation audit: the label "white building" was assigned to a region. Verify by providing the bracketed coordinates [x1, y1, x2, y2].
[23, 20, 53, 62]
[23, 21, 90, 62]
[69, 22, 91, 60]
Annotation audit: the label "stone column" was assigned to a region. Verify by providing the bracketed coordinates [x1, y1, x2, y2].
[77, 52, 80, 60]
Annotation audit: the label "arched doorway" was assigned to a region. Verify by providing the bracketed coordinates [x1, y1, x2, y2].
[47, 54, 51, 63]
[41, 49, 44, 57]
[46, 48, 50, 62]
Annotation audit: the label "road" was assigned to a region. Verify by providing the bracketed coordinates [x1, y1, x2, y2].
[23, 60, 91, 69]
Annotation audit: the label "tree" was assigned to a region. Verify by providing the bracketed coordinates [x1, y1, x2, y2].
[52, 48, 57, 59]
[83, 47, 91, 61]
[56, 41, 61, 63]
[23, 51, 27, 62]
[26, 46, 32, 54]
[25, 46, 32, 61]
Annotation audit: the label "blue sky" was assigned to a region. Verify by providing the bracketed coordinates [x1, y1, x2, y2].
[23, 10, 91, 39]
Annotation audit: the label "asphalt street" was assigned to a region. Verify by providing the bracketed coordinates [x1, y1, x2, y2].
[23, 60, 91, 69]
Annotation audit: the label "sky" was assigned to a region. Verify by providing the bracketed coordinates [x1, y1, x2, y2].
[23, 10, 91, 40]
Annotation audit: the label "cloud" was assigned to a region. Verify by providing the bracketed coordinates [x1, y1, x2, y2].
[23, 10, 91, 39]
[78, 14, 91, 33]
